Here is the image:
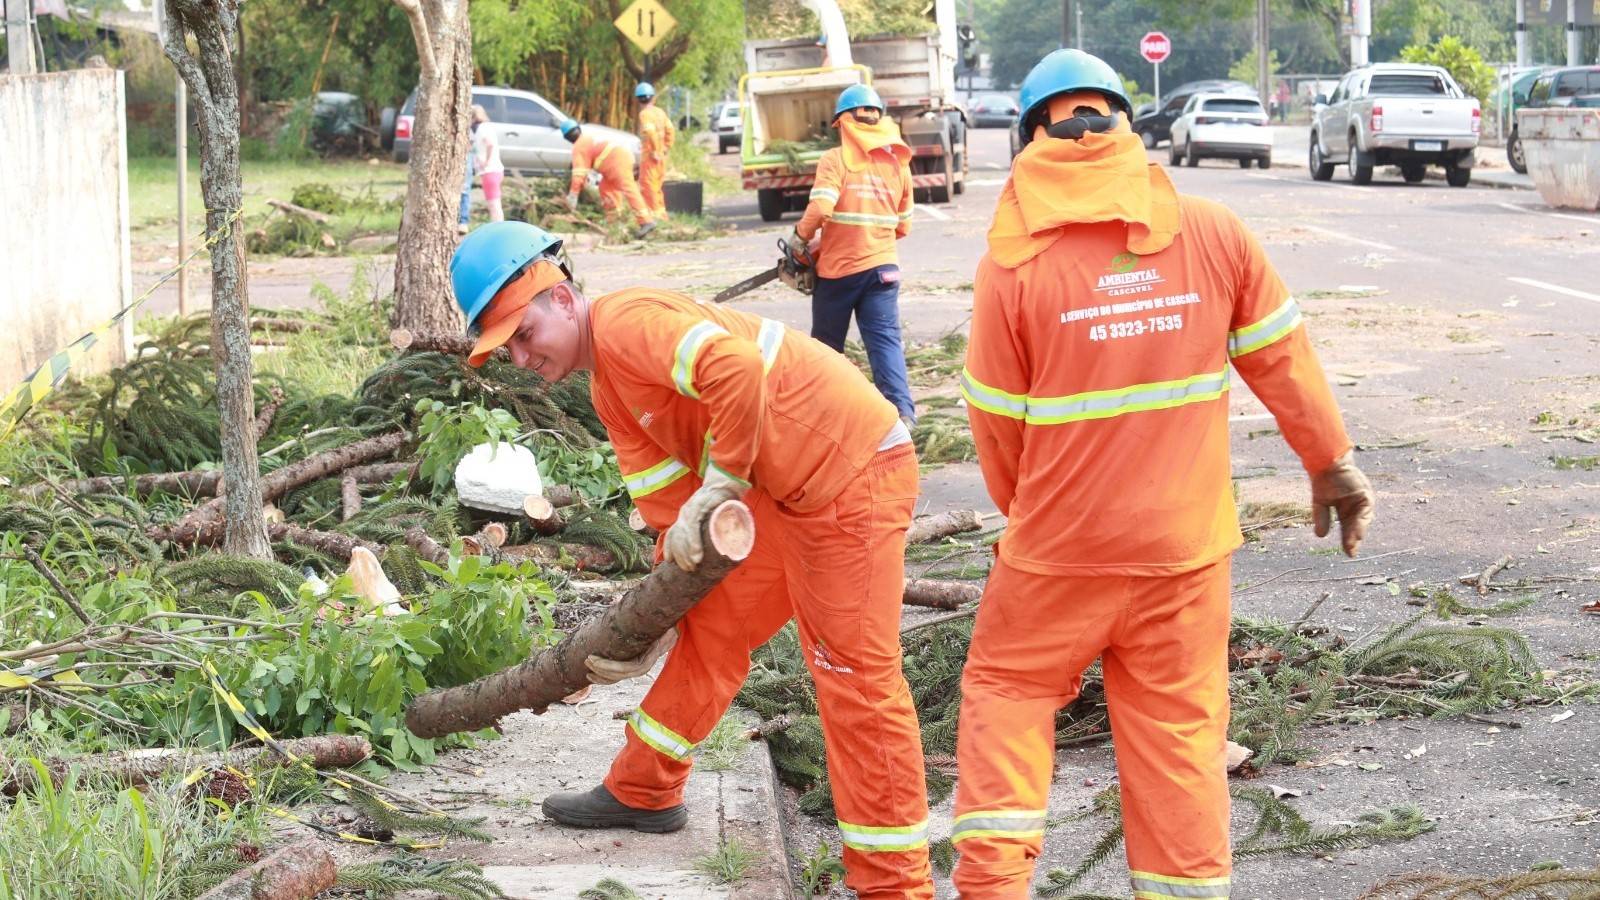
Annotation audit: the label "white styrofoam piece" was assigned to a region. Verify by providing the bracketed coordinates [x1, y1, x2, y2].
[454, 442, 543, 515]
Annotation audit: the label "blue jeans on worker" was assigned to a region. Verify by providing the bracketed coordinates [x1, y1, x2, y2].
[459, 152, 475, 227]
[811, 263, 915, 422]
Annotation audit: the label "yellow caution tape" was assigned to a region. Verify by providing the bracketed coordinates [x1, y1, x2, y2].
[0, 208, 245, 445]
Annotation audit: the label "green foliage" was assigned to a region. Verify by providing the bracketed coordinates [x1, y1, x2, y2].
[797, 840, 847, 895]
[1359, 867, 1600, 899]
[535, 441, 627, 504]
[1552, 454, 1600, 471]
[345, 789, 493, 843]
[689, 711, 751, 773]
[414, 400, 526, 496]
[692, 838, 758, 885]
[912, 415, 976, 465]
[745, 0, 931, 40]
[290, 182, 349, 215]
[335, 857, 504, 900]
[1228, 48, 1280, 87]
[579, 878, 642, 900]
[1399, 36, 1496, 103]
[0, 766, 263, 900]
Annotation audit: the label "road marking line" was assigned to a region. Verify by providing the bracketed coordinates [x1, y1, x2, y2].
[1495, 201, 1600, 226]
[1297, 223, 1398, 251]
[1507, 276, 1600, 304]
[966, 178, 1008, 187]
[917, 204, 952, 221]
[1253, 171, 1377, 195]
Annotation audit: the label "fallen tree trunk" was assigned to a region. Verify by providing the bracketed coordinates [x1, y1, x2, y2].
[902, 578, 984, 610]
[2, 734, 370, 795]
[404, 525, 631, 574]
[253, 387, 286, 437]
[266, 198, 333, 224]
[347, 461, 418, 485]
[906, 509, 983, 545]
[390, 327, 498, 360]
[546, 485, 580, 508]
[405, 500, 754, 736]
[196, 839, 336, 900]
[271, 524, 382, 562]
[152, 431, 408, 546]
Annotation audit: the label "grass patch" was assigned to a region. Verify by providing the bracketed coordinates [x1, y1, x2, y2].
[693, 838, 758, 885]
[1301, 287, 1385, 299]
[694, 712, 752, 772]
[1238, 500, 1310, 531]
[670, 137, 739, 199]
[579, 878, 643, 900]
[128, 155, 408, 236]
[1552, 455, 1600, 471]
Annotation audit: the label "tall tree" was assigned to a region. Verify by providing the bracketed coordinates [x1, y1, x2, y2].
[160, 0, 271, 560]
[390, 0, 471, 334]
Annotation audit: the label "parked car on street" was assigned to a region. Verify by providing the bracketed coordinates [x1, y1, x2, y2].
[712, 101, 742, 154]
[1168, 93, 1272, 168]
[1506, 65, 1600, 173]
[385, 86, 640, 176]
[1132, 79, 1257, 148]
[1308, 63, 1480, 187]
[968, 93, 1019, 128]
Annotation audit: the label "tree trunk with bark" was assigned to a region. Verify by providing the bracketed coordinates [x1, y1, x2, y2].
[390, 0, 472, 335]
[405, 500, 755, 737]
[905, 509, 983, 545]
[161, 0, 271, 561]
[903, 578, 984, 610]
[3, 734, 370, 795]
[195, 839, 336, 900]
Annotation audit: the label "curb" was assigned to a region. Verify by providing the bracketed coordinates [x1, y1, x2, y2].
[722, 708, 800, 900]
[1267, 157, 1532, 190]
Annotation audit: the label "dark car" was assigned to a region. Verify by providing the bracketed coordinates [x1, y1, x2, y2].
[1506, 65, 1600, 173]
[1132, 79, 1257, 148]
[969, 93, 1019, 128]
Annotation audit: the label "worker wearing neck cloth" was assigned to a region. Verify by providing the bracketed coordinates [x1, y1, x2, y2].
[449, 222, 933, 899]
[952, 50, 1375, 898]
[795, 84, 918, 428]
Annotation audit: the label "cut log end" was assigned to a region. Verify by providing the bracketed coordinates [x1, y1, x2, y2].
[480, 521, 508, 548]
[390, 328, 416, 351]
[708, 500, 755, 562]
[523, 495, 554, 520]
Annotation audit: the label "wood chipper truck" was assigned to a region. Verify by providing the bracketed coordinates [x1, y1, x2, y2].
[738, 0, 972, 222]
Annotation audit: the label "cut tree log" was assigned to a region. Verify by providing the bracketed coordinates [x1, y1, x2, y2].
[266, 198, 333, 224]
[195, 839, 336, 900]
[628, 507, 658, 538]
[347, 461, 418, 485]
[404, 525, 631, 573]
[340, 474, 361, 522]
[152, 431, 408, 546]
[906, 509, 984, 545]
[2, 734, 370, 795]
[253, 387, 286, 437]
[404, 500, 755, 737]
[523, 495, 564, 535]
[546, 484, 580, 508]
[902, 579, 984, 610]
[390, 327, 496, 360]
[270, 524, 382, 562]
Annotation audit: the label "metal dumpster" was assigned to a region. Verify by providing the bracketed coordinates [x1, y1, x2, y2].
[1517, 107, 1600, 211]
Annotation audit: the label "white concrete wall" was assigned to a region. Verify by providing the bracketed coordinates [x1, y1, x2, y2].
[0, 68, 132, 388]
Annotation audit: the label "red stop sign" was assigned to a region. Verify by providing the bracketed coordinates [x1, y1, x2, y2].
[1140, 31, 1172, 64]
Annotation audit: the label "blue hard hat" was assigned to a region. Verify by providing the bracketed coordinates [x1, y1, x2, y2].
[559, 117, 580, 139]
[634, 82, 655, 100]
[449, 221, 564, 330]
[832, 84, 885, 122]
[1017, 49, 1132, 147]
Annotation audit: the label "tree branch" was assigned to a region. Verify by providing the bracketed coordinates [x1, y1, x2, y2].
[393, 0, 437, 82]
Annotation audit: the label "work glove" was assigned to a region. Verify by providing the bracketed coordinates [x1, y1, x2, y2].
[564, 191, 579, 211]
[584, 628, 677, 685]
[652, 151, 667, 164]
[662, 467, 747, 572]
[1310, 450, 1375, 557]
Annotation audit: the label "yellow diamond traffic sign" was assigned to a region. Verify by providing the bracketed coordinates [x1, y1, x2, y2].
[614, 0, 677, 55]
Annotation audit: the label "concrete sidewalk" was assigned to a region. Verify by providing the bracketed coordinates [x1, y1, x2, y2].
[1265, 125, 1534, 190]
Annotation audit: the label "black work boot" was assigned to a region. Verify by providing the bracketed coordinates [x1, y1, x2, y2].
[540, 784, 687, 833]
[634, 221, 658, 240]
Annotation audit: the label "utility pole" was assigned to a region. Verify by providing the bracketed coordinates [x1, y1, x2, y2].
[1061, 0, 1072, 48]
[1566, 0, 1581, 66]
[1256, 0, 1270, 101]
[1076, 3, 1084, 51]
[1350, 0, 1371, 66]
[1515, 0, 1528, 68]
[4, 0, 37, 74]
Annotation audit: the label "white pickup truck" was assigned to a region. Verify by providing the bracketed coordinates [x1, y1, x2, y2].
[1308, 63, 1481, 187]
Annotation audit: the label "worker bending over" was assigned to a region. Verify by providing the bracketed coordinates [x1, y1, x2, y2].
[634, 82, 676, 217]
[449, 221, 934, 900]
[560, 118, 655, 240]
[795, 84, 918, 427]
[953, 49, 1376, 899]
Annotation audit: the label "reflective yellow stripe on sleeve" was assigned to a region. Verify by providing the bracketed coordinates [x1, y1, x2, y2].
[756, 317, 784, 373]
[809, 187, 840, 202]
[594, 142, 617, 170]
[622, 456, 691, 499]
[960, 367, 1027, 420]
[829, 210, 902, 229]
[627, 707, 696, 761]
[1228, 296, 1302, 358]
[836, 817, 930, 852]
[671, 321, 730, 399]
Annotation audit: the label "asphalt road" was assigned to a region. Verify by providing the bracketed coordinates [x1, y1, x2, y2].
[692, 126, 1600, 899]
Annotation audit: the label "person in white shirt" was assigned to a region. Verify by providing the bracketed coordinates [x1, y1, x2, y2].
[471, 105, 506, 223]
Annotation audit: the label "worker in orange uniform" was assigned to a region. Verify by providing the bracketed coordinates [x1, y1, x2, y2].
[448, 220, 933, 900]
[560, 117, 655, 239]
[795, 84, 918, 427]
[634, 82, 676, 217]
[953, 50, 1376, 899]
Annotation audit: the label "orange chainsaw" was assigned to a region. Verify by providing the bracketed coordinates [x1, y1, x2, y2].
[711, 235, 815, 303]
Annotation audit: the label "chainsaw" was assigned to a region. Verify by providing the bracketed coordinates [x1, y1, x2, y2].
[711, 236, 816, 303]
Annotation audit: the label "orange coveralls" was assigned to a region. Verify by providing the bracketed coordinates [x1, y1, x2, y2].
[590, 289, 933, 899]
[955, 147, 1351, 897]
[637, 103, 676, 215]
[795, 142, 914, 279]
[568, 133, 653, 226]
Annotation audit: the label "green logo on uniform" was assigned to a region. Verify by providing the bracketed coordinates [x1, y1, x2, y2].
[1107, 252, 1139, 274]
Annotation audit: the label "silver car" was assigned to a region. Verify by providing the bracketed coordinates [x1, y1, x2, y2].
[391, 86, 641, 176]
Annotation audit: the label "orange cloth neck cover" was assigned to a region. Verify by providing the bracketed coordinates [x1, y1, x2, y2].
[838, 117, 911, 171]
[986, 131, 1181, 269]
[466, 259, 567, 367]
